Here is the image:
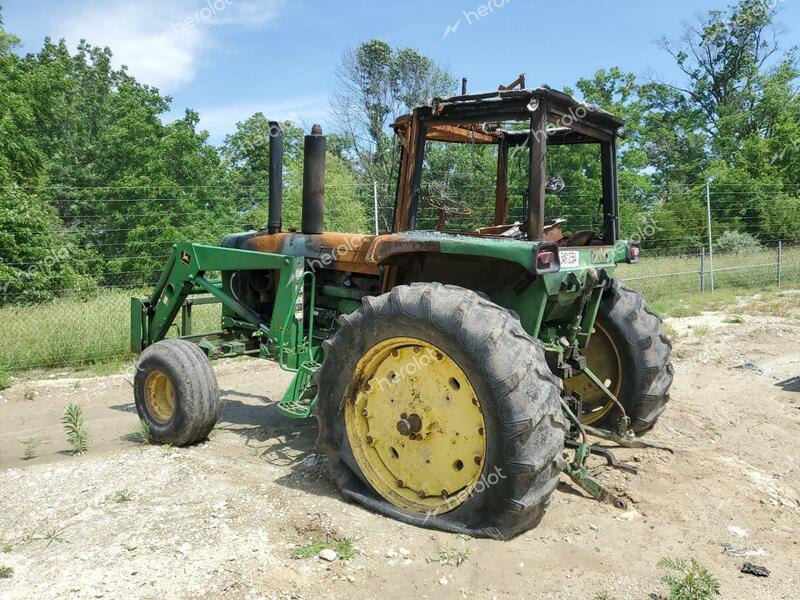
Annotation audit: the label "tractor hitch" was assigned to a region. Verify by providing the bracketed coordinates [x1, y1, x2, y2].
[564, 443, 628, 511]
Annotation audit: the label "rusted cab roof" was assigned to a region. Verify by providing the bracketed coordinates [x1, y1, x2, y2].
[392, 86, 625, 144]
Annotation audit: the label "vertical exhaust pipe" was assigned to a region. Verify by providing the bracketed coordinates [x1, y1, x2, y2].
[302, 124, 326, 234]
[267, 121, 283, 234]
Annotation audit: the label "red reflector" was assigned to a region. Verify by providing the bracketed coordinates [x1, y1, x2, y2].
[630, 246, 640, 258]
[537, 250, 555, 270]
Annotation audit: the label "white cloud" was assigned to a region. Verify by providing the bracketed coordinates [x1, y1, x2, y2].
[192, 97, 331, 143]
[53, 0, 283, 91]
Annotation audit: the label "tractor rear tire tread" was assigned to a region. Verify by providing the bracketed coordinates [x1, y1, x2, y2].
[598, 279, 673, 433]
[316, 282, 567, 540]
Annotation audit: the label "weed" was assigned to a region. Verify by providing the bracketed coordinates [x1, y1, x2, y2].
[0, 565, 12, 578]
[333, 536, 358, 560]
[114, 489, 132, 503]
[61, 403, 88, 455]
[25, 527, 69, 548]
[20, 438, 41, 460]
[693, 324, 710, 341]
[135, 419, 151, 444]
[1, 543, 11, 553]
[0, 370, 10, 390]
[662, 322, 679, 340]
[595, 594, 617, 600]
[658, 557, 720, 600]
[436, 546, 471, 567]
[723, 315, 744, 324]
[292, 536, 359, 560]
[23, 388, 35, 401]
[292, 540, 327, 559]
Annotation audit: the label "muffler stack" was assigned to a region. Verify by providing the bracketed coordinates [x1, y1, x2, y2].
[301, 124, 326, 234]
[267, 121, 283, 234]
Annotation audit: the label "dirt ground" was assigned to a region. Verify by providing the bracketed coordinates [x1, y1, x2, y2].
[1, 292, 799, 600]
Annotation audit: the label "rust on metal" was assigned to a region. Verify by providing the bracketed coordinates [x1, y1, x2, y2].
[528, 102, 548, 241]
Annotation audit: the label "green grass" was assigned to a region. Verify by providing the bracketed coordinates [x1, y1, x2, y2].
[0, 370, 10, 390]
[0, 288, 221, 372]
[0, 565, 12, 579]
[1, 543, 11, 553]
[114, 489, 132, 503]
[658, 557, 720, 600]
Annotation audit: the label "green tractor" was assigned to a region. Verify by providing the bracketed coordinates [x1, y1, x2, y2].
[131, 84, 673, 539]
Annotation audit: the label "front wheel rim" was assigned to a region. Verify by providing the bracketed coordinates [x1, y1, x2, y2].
[344, 337, 486, 514]
[143, 370, 176, 423]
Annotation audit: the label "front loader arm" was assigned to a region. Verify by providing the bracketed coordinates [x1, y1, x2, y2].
[131, 242, 305, 353]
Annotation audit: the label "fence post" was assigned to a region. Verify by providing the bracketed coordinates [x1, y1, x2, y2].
[777, 240, 782, 289]
[705, 181, 715, 292]
[699, 246, 705, 292]
[373, 181, 380, 235]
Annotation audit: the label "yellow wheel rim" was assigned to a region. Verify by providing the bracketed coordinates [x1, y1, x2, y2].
[144, 370, 176, 423]
[565, 321, 622, 425]
[344, 337, 486, 514]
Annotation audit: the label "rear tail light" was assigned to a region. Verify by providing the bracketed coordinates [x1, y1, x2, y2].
[626, 241, 641, 264]
[537, 250, 555, 270]
[533, 244, 561, 274]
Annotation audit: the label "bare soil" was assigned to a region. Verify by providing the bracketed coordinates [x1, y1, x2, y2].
[1, 293, 799, 600]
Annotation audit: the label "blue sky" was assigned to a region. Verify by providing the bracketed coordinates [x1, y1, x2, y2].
[3, 0, 799, 144]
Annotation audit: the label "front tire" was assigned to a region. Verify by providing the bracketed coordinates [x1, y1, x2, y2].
[315, 283, 567, 540]
[133, 339, 220, 446]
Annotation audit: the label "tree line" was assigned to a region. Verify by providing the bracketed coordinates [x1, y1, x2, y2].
[1, 0, 799, 304]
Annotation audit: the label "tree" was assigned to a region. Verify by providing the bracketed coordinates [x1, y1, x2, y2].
[659, 0, 784, 134]
[331, 40, 456, 188]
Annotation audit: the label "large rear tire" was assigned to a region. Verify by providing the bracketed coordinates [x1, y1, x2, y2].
[133, 339, 220, 446]
[568, 279, 673, 433]
[315, 283, 567, 540]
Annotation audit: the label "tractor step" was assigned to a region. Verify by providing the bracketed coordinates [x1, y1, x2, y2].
[277, 361, 320, 419]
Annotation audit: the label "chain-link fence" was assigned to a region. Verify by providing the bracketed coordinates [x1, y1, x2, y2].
[1, 183, 799, 373]
[616, 241, 800, 302]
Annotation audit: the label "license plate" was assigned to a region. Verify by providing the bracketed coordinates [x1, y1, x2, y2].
[560, 250, 580, 268]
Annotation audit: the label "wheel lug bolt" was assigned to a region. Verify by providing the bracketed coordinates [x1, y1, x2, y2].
[474, 456, 481, 465]
[361, 409, 368, 417]
[418, 490, 425, 498]
[366, 436, 374, 445]
[397, 479, 404, 488]
[478, 427, 484, 436]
